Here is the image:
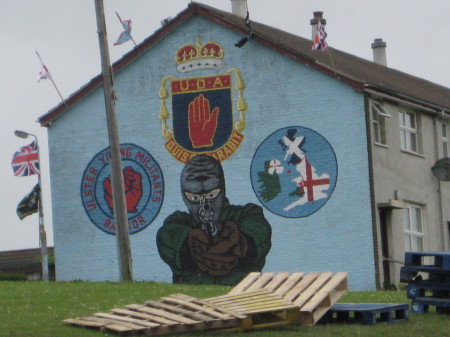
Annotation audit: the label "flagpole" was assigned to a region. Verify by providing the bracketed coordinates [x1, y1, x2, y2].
[35, 51, 65, 103]
[95, 0, 133, 281]
[327, 49, 337, 76]
[14, 130, 49, 282]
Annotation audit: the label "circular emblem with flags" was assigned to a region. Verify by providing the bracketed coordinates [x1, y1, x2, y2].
[81, 144, 164, 235]
[250, 126, 337, 218]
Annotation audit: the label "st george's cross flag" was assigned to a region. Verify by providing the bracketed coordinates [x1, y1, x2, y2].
[114, 12, 132, 45]
[11, 141, 40, 177]
[312, 20, 329, 51]
[36, 51, 52, 82]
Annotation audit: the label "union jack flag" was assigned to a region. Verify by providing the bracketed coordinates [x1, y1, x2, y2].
[11, 141, 40, 177]
[312, 21, 329, 51]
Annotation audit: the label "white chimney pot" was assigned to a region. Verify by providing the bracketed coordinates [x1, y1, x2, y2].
[231, 0, 247, 18]
[310, 11, 326, 39]
[372, 38, 387, 66]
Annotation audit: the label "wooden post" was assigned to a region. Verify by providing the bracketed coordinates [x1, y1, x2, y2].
[37, 152, 49, 282]
[94, 0, 133, 281]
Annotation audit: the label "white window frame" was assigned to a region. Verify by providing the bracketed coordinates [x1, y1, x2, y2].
[442, 123, 448, 158]
[403, 203, 424, 252]
[371, 101, 391, 145]
[399, 110, 419, 153]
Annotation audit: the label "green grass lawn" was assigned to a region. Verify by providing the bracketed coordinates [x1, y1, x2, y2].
[0, 281, 448, 337]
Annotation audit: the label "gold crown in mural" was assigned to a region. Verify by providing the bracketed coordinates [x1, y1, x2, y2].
[175, 37, 224, 73]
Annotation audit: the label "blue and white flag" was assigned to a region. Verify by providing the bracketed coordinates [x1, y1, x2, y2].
[114, 12, 132, 45]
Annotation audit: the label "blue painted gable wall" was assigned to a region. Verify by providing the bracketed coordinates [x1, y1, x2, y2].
[48, 16, 375, 289]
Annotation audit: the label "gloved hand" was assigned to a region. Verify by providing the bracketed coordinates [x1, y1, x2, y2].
[188, 221, 248, 276]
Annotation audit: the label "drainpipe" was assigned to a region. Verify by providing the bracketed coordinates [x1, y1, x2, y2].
[433, 117, 446, 250]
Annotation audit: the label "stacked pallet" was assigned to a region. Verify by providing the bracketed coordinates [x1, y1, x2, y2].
[400, 251, 450, 314]
[63, 271, 348, 335]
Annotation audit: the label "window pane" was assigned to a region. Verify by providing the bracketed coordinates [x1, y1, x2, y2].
[400, 130, 406, 150]
[410, 208, 418, 232]
[372, 109, 379, 122]
[409, 132, 417, 152]
[416, 236, 423, 251]
[372, 102, 391, 117]
[415, 207, 422, 232]
[374, 126, 380, 143]
[409, 112, 416, 129]
[404, 234, 411, 252]
[443, 124, 448, 157]
[411, 236, 423, 252]
[403, 208, 410, 230]
[373, 121, 380, 143]
[404, 113, 410, 128]
[379, 117, 386, 144]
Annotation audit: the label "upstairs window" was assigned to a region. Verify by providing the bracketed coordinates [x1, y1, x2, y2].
[403, 203, 424, 252]
[443, 123, 448, 158]
[371, 101, 390, 145]
[399, 111, 418, 153]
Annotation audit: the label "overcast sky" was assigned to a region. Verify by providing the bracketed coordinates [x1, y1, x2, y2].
[1, 0, 449, 252]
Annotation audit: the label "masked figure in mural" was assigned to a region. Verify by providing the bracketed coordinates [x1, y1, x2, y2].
[157, 155, 272, 285]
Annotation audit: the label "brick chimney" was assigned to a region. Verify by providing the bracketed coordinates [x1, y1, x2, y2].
[371, 38, 387, 66]
[231, 0, 247, 18]
[310, 11, 326, 39]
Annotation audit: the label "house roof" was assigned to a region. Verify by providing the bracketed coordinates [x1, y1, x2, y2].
[38, 2, 450, 127]
[0, 247, 54, 271]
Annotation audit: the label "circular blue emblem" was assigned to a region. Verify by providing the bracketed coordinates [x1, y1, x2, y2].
[250, 127, 337, 218]
[81, 144, 164, 235]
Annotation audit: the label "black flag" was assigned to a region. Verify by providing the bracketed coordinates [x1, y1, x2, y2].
[17, 184, 40, 220]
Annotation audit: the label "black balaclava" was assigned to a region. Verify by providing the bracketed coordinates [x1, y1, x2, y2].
[180, 155, 226, 236]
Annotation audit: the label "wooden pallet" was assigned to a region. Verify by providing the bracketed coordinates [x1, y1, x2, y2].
[212, 271, 349, 327]
[63, 271, 348, 335]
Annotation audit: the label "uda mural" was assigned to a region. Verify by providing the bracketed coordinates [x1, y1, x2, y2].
[158, 37, 247, 163]
[81, 144, 164, 234]
[156, 37, 271, 285]
[251, 127, 337, 218]
[156, 155, 272, 285]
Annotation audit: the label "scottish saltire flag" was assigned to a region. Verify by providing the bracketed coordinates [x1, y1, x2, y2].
[17, 184, 40, 220]
[11, 141, 40, 177]
[114, 12, 132, 45]
[312, 21, 329, 51]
